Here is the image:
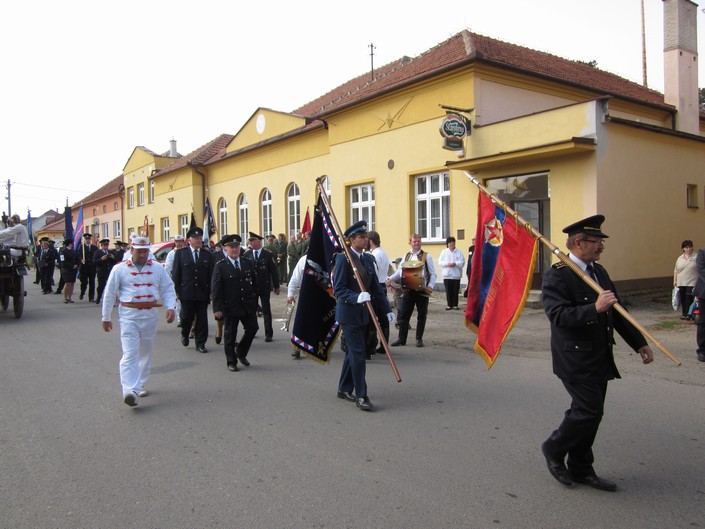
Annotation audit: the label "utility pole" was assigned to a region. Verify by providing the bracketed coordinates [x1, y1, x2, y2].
[5, 179, 11, 217]
[641, 0, 648, 87]
[369, 43, 376, 81]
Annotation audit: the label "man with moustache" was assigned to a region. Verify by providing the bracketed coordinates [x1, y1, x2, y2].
[101, 236, 177, 407]
[540, 215, 654, 492]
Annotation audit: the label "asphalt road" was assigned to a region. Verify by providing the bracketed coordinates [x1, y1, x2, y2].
[1, 279, 703, 529]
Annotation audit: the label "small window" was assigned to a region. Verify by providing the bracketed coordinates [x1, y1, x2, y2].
[149, 180, 155, 203]
[137, 183, 145, 206]
[687, 184, 699, 208]
[128, 188, 135, 209]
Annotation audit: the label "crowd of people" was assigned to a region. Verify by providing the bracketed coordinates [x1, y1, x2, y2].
[9, 210, 703, 492]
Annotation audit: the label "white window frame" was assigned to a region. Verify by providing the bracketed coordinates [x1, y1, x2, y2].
[137, 183, 145, 206]
[287, 183, 300, 238]
[102, 223, 109, 239]
[113, 220, 121, 238]
[218, 198, 228, 236]
[128, 187, 135, 209]
[180, 214, 189, 237]
[349, 183, 375, 231]
[161, 217, 170, 241]
[149, 180, 155, 203]
[238, 194, 248, 239]
[261, 188, 272, 236]
[414, 172, 450, 241]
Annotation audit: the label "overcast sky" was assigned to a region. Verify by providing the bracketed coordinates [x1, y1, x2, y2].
[2, 0, 704, 218]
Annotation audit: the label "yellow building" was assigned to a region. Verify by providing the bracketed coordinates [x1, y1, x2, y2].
[122, 143, 181, 241]
[133, 0, 704, 291]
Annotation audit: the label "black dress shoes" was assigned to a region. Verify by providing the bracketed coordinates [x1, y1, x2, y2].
[570, 472, 617, 492]
[356, 396, 373, 411]
[291, 350, 301, 359]
[265, 336, 272, 342]
[337, 391, 356, 402]
[215, 336, 222, 345]
[237, 353, 250, 366]
[416, 339, 424, 347]
[196, 345, 208, 353]
[391, 340, 405, 347]
[227, 364, 239, 372]
[541, 442, 573, 486]
[181, 336, 189, 347]
[697, 352, 705, 362]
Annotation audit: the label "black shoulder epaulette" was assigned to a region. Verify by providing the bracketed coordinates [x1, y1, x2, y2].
[552, 262, 568, 269]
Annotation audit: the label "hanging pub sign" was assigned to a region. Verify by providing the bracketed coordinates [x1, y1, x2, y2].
[440, 112, 468, 151]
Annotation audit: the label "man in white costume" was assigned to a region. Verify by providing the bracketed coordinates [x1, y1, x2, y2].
[0, 214, 30, 258]
[101, 236, 177, 407]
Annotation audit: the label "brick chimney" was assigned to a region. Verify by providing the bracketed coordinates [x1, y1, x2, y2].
[663, 0, 699, 135]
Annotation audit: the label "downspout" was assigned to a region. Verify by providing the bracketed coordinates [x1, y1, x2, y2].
[188, 162, 207, 224]
[118, 182, 125, 240]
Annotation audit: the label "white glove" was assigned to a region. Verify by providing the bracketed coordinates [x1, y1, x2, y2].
[356, 292, 371, 304]
[387, 312, 396, 324]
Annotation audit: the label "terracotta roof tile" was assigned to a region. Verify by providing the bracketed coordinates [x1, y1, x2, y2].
[71, 174, 123, 208]
[154, 134, 235, 176]
[293, 30, 669, 118]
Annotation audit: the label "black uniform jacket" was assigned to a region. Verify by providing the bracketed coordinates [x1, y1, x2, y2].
[93, 248, 116, 276]
[171, 246, 214, 301]
[211, 257, 258, 317]
[541, 261, 647, 383]
[242, 248, 280, 293]
[59, 247, 77, 270]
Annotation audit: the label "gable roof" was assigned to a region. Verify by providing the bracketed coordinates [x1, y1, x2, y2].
[153, 133, 235, 176]
[71, 174, 124, 208]
[293, 29, 670, 119]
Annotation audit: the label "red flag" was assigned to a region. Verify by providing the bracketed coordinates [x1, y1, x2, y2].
[465, 192, 538, 368]
[301, 207, 311, 237]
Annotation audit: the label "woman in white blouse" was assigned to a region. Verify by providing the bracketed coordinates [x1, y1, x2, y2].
[674, 239, 697, 320]
[438, 236, 466, 310]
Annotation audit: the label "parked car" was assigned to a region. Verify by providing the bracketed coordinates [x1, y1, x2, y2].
[149, 241, 174, 264]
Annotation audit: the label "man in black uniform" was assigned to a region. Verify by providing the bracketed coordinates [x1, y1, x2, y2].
[333, 220, 394, 411]
[113, 240, 125, 263]
[242, 232, 280, 342]
[540, 215, 654, 492]
[212, 234, 235, 345]
[37, 237, 58, 294]
[211, 234, 259, 371]
[93, 238, 117, 304]
[76, 233, 98, 301]
[171, 226, 213, 353]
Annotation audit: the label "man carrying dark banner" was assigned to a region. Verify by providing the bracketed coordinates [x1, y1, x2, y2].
[290, 196, 341, 362]
[540, 215, 653, 492]
[333, 220, 394, 411]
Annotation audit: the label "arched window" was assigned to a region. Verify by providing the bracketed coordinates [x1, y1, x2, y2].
[287, 183, 300, 238]
[261, 188, 272, 236]
[218, 197, 228, 237]
[238, 194, 248, 239]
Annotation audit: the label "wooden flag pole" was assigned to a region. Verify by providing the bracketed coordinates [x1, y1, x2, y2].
[465, 172, 680, 366]
[316, 175, 402, 382]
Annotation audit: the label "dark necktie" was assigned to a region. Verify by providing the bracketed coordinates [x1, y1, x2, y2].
[587, 264, 599, 284]
[234, 259, 240, 270]
[194, 249, 199, 263]
[255, 250, 259, 261]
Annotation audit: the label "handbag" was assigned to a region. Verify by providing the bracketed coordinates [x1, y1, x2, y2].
[672, 287, 680, 311]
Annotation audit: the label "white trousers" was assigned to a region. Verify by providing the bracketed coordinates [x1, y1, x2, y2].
[118, 312, 158, 397]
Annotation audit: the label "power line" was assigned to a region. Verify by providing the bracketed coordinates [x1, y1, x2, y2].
[12, 181, 90, 194]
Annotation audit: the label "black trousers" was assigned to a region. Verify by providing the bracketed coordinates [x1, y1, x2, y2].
[223, 312, 258, 365]
[338, 323, 369, 398]
[40, 265, 54, 293]
[544, 379, 608, 476]
[180, 299, 209, 347]
[255, 291, 274, 339]
[96, 272, 109, 302]
[78, 268, 96, 299]
[397, 290, 429, 341]
[444, 278, 461, 308]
